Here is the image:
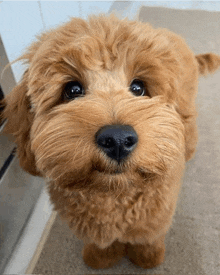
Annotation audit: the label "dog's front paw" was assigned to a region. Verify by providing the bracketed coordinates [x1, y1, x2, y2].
[82, 241, 126, 269]
[126, 236, 165, 269]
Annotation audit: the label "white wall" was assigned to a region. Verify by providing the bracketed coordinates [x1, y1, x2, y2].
[0, 1, 114, 82]
[1, 1, 220, 82]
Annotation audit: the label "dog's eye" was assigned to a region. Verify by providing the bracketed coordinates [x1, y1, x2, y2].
[130, 79, 147, 96]
[63, 81, 85, 100]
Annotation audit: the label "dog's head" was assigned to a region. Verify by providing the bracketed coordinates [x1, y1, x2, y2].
[2, 15, 219, 193]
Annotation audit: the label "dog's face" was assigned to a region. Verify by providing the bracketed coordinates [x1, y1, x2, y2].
[3, 15, 189, 193]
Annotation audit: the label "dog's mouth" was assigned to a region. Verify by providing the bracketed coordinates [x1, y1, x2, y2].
[96, 168, 124, 175]
[92, 159, 126, 175]
[93, 163, 125, 175]
[114, 169, 123, 174]
[110, 169, 124, 175]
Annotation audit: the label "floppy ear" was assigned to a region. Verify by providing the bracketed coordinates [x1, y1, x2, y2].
[1, 70, 41, 176]
[196, 53, 220, 76]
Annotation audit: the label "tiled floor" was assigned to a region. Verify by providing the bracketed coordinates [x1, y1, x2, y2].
[3, 188, 52, 274]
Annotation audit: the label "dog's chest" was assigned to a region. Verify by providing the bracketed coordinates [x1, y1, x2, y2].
[50, 183, 176, 247]
[66, 190, 147, 244]
[63, 188, 171, 244]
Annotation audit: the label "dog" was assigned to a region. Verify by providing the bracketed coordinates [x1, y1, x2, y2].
[1, 14, 220, 269]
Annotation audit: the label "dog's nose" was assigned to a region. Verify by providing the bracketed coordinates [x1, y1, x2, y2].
[95, 125, 138, 163]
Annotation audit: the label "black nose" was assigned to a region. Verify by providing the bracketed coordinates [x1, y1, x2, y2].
[95, 125, 138, 163]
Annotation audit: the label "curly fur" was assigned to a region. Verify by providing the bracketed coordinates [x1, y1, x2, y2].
[1, 14, 220, 269]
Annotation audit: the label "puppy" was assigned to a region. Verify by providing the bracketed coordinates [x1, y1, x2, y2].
[1, 15, 220, 269]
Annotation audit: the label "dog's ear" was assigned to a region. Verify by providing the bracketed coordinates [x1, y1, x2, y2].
[1, 70, 41, 176]
[196, 53, 220, 76]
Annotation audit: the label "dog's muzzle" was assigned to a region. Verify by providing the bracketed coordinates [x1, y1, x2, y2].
[95, 125, 138, 163]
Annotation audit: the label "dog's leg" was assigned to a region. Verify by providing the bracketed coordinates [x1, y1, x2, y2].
[126, 234, 165, 269]
[184, 116, 198, 161]
[82, 240, 126, 269]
